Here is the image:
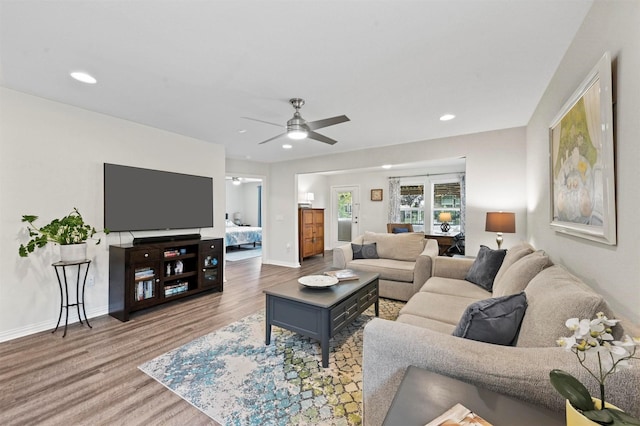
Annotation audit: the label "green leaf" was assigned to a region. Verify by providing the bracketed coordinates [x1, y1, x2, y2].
[584, 409, 614, 424]
[549, 369, 595, 412]
[18, 245, 28, 257]
[608, 408, 640, 425]
[21, 215, 38, 222]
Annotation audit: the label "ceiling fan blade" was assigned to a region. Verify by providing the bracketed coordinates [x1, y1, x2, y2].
[241, 116, 283, 128]
[306, 115, 350, 131]
[307, 131, 338, 145]
[258, 133, 287, 144]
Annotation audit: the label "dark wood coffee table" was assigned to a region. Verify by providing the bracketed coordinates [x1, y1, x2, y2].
[264, 271, 379, 367]
[382, 366, 564, 425]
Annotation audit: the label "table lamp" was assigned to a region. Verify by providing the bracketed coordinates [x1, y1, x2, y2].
[439, 212, 452, 233]
[485, 212, 515, 249]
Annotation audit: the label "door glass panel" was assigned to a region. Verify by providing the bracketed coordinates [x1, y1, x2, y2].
[337, 190, 353, 242]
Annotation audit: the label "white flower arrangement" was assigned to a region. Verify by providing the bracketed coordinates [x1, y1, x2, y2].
[550, 312, 640, 425]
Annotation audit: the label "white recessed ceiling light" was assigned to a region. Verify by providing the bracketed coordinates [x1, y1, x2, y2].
[70, 71, 97, 84]
[382, 164, 392, 169]
[440, 114, 455, 121]
[238, 129, 247, 134]
[282, 143, 293, 149]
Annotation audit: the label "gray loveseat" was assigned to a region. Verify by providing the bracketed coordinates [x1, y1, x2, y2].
[363, 242, 640, 425]
[333, 231, 439, 301]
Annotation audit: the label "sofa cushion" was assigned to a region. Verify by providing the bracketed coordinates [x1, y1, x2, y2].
[452, 292, 528, 346]
[517, 265, 616, 348]
[400, 292, 479, 326]
[464, 245, 506, 291]
[493, 242, 535, 285]
[396, 314, 457, 334]
[346, 258, 415, 282]
[352, 242, 379, 259]
[492, 250, 551, 297]
[420, 276, 492, 300]
[363, 231, 425, 261]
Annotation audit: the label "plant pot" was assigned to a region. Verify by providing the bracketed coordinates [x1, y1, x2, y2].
[59, 243, 87, 262]
[566, 398, 619, 426]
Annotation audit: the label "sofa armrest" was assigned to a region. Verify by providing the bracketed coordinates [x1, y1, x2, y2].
[412, 239, 439, 292]
[432, 256, 475, 279]
[332, 243, 353, 269]
[362, 318, 640, 426]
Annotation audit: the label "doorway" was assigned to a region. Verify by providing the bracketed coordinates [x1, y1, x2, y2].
[331, 185, 360, 247]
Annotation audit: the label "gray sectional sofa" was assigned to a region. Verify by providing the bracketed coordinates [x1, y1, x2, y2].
[333, 231, 439, 301]
[362, 242, 640, 425]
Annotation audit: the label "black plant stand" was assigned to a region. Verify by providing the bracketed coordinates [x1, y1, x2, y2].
[52, 259, 92, 337]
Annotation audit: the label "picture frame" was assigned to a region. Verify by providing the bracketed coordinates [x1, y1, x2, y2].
[549, 52, 616, 245]
[371, 188, 383, 202]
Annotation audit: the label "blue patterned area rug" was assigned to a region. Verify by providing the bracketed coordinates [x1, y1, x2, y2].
[138, 298, 403, 426]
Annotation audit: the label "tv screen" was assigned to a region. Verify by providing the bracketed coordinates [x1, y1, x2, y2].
[104, 163, 214, 232]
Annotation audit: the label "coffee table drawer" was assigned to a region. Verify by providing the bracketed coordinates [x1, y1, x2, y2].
[358, 285, 378, 310]
[331, 294, 359, 334]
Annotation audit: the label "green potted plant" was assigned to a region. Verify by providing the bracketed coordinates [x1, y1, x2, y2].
[19, 207, 109, 261]
[550, 312, 640, 425]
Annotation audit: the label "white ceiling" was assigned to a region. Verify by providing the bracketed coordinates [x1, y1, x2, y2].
[0, 0, 593, 163]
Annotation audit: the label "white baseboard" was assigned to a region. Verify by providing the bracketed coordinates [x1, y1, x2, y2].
[0, 304, 109, 343]
[261, 258, 300, 268]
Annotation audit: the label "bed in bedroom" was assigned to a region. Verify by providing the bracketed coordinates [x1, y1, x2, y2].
[225, 220, 262, 248]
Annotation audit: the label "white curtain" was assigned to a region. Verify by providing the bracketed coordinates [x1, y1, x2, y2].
[388, 178, 401, 223]
[460, 173, 466, 233]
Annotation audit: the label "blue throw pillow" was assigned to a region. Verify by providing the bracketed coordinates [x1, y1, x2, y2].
[464, 245, 507, 291]
[392, 227, 409, 233]
[352, 243, 379, 259]
[452, 292, 528, 346]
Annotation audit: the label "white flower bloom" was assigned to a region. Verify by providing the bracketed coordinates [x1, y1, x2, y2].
[566, 318, 580, 330]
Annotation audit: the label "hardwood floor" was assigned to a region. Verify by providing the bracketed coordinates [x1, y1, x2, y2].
[0, 252, 334, 426]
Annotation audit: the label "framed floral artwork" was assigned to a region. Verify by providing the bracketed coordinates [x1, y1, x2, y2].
[371, 189, 383, 201]
[549, 52, 616, 245]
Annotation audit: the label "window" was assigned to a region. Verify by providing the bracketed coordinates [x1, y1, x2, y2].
[431, 180, 462, 234]
[399, 184, 425, 232]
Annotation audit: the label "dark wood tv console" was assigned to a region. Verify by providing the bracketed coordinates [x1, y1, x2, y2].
[108, 237, 223, 322]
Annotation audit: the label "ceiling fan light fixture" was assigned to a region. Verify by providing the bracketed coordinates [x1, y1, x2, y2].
[287, 129, 308, 140]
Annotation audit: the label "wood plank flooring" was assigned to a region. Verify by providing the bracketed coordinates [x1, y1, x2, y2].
[0, 252, 334, 426]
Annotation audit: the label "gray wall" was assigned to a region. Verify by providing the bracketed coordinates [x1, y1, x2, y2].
[526, 0, 640, 323]
[0, 88, 226, 341]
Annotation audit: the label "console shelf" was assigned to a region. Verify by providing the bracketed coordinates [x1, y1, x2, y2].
[108, 237, 223, 322]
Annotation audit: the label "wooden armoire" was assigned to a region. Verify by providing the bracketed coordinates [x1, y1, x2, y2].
[298, 208, 325, 261]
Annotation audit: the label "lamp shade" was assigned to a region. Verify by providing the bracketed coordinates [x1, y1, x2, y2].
[438, 212, 452, 223]
[485, 212, 516, 233]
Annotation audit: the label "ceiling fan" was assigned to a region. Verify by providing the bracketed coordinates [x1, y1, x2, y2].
[243, 98, 350, 145]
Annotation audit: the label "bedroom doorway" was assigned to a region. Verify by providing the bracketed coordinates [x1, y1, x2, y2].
[225, 176, 264, 262]
[331, 185, 360, 248]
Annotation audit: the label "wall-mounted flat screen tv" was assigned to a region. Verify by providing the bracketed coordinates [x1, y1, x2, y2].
[104, 163, 214, 232]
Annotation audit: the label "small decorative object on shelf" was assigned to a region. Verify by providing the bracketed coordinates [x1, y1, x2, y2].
[174, 260, 184, 274]
[550, 312, 640, 426]
[18, 207, 109, 260]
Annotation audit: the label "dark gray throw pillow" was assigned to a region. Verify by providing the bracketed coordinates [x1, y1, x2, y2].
[392, 227, 409, 233]
[464, 245, 507, 291]
[452, 292, 528, 346]
[352, 243, 379, 259]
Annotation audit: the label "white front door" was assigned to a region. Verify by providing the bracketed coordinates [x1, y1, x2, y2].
[331, 185, 360, 248]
